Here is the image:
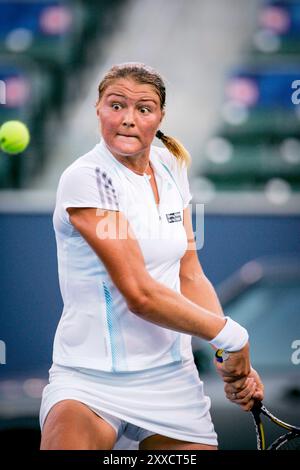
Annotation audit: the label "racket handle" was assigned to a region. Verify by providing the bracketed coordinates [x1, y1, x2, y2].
[251, 399, 263, 415]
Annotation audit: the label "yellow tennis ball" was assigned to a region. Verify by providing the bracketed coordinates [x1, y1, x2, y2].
[0, 120, 30, 155]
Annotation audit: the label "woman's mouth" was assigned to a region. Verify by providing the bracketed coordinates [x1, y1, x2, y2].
[117, 134, 138, 139]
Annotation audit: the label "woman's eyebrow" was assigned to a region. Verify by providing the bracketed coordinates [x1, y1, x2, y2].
[138, 98, 158, 104]
[106, 93, 126, 99]
[106, 93, 158, 104]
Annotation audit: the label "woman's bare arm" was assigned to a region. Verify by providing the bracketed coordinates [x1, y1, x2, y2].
[180, 207, 224, 317]
[67, 207, 226, 340]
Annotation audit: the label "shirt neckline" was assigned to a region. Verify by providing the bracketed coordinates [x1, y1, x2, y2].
[96, 138, 162, 182]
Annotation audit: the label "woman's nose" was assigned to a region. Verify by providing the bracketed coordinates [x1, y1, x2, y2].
[122, 108, 135, 128]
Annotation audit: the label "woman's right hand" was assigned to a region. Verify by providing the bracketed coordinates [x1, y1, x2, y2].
[224, 367, 265, 411]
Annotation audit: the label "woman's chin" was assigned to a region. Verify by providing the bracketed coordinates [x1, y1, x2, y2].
[112, 142, 141, 156]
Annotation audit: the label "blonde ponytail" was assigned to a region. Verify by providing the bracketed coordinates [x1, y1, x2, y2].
[156, 130, 191, 169]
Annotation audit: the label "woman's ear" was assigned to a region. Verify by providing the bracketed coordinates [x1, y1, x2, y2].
[160, 109, 165, 123]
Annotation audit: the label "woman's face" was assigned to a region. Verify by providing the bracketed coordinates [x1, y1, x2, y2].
[96, 78, 165, 160]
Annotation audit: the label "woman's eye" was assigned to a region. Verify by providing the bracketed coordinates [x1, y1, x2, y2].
[140, 107, 151, 114]
[111, 103, 122, 110]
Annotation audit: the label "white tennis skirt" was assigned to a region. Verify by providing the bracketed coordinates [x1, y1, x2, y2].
[39, 357, 218, 449]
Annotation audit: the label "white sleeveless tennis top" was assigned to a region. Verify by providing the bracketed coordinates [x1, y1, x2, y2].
[52, 138, 193, 372]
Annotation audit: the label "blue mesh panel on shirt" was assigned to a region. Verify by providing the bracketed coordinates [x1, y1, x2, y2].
[170, 334, 181, 362]
[102, 281, 128, 371]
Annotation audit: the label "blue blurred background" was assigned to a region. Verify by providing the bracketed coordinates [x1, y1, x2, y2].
[0, 0, 300, 450]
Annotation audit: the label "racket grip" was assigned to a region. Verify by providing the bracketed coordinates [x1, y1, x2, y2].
[251, 399, 263, 414]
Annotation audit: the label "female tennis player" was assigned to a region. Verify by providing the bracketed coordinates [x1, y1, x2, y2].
[39, 62, 264, 450]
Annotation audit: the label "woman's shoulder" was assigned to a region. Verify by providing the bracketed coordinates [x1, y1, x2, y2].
[151, 144, 188, 177]
[151, 144, 176, 172]
[59, 145, 116, 184]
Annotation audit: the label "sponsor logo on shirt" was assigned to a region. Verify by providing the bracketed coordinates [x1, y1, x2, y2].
[166, 211, 182, 223]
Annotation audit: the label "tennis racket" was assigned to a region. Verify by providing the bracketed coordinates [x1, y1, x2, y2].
[215, 349, 300, 450]
[251, 401, 300, 450]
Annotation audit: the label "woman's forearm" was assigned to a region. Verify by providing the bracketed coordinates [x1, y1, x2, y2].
[179, 272, 224, 318]
[130, 279, 226, 341]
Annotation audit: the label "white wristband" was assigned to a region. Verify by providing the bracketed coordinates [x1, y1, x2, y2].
[209, 316, 249, 352]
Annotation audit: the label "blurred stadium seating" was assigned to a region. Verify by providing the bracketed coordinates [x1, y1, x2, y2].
[252, 0, 300, 56]
[198, 0, 300, 192]
[2, 0, 299, 195]
[0, 0, 123, 188]
[0, 54, 53, 187]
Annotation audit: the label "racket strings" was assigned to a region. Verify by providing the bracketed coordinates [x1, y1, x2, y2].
[261, 406, 299, 432]
[252, 403, 300, 450]
[274, 433, 300, 450]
